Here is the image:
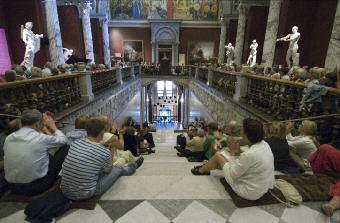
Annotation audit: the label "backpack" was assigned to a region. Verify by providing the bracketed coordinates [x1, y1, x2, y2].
[24, 190, 71, 223]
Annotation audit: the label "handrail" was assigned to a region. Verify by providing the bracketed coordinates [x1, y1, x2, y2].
[265, 114, 340, 124]
[0, 73, 81, 89]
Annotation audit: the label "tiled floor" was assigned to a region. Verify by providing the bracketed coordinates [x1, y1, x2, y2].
[0, 129, 339, 223]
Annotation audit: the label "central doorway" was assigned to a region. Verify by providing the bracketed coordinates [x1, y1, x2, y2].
[158, 45, 172, 65]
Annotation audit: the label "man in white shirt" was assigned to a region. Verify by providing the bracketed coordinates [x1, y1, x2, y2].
[4, 109, 68, 196]
[191, 118, 275, 201]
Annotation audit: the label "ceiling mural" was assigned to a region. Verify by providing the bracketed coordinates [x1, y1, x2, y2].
[110, 0, 219, 21]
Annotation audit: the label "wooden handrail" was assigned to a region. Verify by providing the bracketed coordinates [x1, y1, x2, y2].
[0, 73, 81, 89]
[265, 113, 340, 124]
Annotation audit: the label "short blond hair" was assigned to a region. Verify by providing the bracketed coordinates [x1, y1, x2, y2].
[301, 120, 317, 136]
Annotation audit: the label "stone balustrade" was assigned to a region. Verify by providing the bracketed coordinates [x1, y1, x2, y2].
[0, 74, 82, 116]
[91, 69, 117, 95]
[121, 66, 133, 81]
[189, 66, 340, 121]
[197, 67, 208, 83]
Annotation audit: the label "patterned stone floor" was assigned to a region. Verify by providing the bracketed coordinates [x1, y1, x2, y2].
[0, 129, 339, 223]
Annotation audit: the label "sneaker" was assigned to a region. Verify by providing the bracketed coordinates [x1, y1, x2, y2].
[191, 168, 210, 175]
[135, 157, 144, 168]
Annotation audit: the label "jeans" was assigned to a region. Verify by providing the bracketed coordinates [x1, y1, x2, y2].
[94, 162, 137, 196]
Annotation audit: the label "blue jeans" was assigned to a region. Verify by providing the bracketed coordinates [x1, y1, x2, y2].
[94, 162, 137, 196]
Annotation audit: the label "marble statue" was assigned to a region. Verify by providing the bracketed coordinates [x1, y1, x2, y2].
[247, 39, 258, 67]
[225, 43, 235, 65]
[63, 48, 74, 62]
[277, 26, 301, 68]
[21, 22, 43, 71]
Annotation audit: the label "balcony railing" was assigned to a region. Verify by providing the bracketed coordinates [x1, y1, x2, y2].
[197, 67, 208, 83]
[91, 69, 117, 95]
[210, 69, 237, 97]
[0, 74, 82, 116]
[122, 66, 132, 81]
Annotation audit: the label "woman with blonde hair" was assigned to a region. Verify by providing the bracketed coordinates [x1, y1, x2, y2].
[265, 122, 302, 173]
[286, 120, 319, 164]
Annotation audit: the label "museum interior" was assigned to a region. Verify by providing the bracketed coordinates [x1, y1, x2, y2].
[0, 0, 339, 222]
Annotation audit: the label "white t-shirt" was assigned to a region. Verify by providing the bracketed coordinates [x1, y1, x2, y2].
[286, 133, 317, 160]
[222, 140, 275, 200]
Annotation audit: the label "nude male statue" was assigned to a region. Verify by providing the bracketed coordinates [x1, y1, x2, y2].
[225, 43, 235, 66]
[21, 22, 44, 71]
[277, 26, 301, 68]
[247, 40, 258, 67]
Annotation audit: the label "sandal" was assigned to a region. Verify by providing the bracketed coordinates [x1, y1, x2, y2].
[321, 204, 334, 217]
[191, 168, 210, 175]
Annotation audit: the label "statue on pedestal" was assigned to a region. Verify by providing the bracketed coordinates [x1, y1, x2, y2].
[247, 39, 258, 67]
[225, 43, 235, 65]
[20, 22, 43, 71]
[277, 26, 301, 68]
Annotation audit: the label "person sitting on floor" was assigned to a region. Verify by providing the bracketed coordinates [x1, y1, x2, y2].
[60, 118, 143, 200]
[221, 120, 247, 147]
[4, 109, 68, 196]
[286, 120, 318, 168]
[66, 116, 89, 145]
[201, 122, 220, 161]
[264, 122, 303, 173]
[177, 129, 205, 158]
[308, 144, 340, 217]
[192, 118, 275, 201]
[123, 126, 139, 156]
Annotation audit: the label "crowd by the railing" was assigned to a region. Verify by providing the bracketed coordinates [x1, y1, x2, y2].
[141, 63, 189, 76]
[0, 62, 113, 84]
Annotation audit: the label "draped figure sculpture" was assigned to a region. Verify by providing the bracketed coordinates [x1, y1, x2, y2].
[21, 22, 43, 71]
[247, 39, 258, 67]
[225, 43, 235, 65]
[277, 26, 301, 68]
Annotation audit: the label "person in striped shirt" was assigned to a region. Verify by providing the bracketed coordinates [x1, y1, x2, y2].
[60, 118, 143, 200]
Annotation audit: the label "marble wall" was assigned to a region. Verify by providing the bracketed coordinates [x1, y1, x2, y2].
[325, 0, 340, 71]
[44, 0, 65, 67]
[262, 0, 282, 67]
[59, 79, 141, 132]
[189, 80, 261, 127]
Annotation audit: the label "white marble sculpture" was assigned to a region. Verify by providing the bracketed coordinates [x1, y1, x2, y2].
[21, 22, 43, 71]
[247, 40, 258, 67]
[63, 48, 73, 62]
[225, 43, 235, 65]
[277, 26, 301, 68]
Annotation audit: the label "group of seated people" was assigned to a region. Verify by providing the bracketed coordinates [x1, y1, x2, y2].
[197, 62, 340, 89]
[0, 110, 147, 201]
[176, 117, 339, 217]
[0, 61, 111, 83]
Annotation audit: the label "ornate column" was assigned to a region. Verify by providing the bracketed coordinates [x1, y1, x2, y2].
[101, 17, 111, 68]
[325, 0, 340, 71]
[184, 88, 190, 127]
[172, 43, 179, 66]
[218, 18, 228, 64]
[262, 0, 283, 68]
[43, 0, 65, 67]
[234, 4, 248, 65]
[79, 3, 95, 63]
[151, 42, 156, 63]
[140, 87, 145, 127]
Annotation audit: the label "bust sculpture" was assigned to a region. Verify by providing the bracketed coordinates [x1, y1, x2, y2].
[247, 40, 258, 67]
[63, 48, 74, 62]
[277, 26, 301, 68]
[225, 43, 235, 65]
[20, 22, 43, 71]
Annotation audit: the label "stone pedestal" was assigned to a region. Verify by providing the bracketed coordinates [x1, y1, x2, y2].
[233, 74, 248, 102]
[79, 3, 95, 63]
[218, 20, 227, 64]
[140, 87, 145, 127]
[116, 68, 123, 85]
[79, 71, 94, 102]
[208, 69, 213, 86]
[234, 4, 248, 65]
[262, 0, 282, 68]
[101, 17, 111, 68]
[184, 88, 190, 127]
[325, 0, 340, 71]
[44, 0, 65, 67]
